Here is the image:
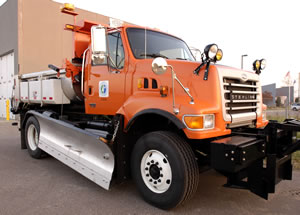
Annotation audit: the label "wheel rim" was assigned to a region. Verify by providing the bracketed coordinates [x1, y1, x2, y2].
[27, 124, 39, 151]
[140, 150, 172, 193]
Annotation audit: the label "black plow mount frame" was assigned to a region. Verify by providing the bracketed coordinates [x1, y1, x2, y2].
[211, 119, 300, 200]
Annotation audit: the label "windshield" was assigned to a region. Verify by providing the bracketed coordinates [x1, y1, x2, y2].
[126, 28, 195, 61]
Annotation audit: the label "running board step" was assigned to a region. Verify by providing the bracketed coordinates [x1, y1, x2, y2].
[29, 111, 115, 190]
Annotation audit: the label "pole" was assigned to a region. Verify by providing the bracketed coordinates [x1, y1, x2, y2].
[288, 71, 290, 118]
[288, 81, 290, 118]
[241, 56, 243, 70]
[298, 73, 300, 102]
[6, 99, 10, 121]
[241, 54, 248, 70]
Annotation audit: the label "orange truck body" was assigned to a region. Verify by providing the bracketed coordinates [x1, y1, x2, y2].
[64, 21, 267, 140]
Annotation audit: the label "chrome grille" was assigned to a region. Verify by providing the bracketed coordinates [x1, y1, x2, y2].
[223, 78, 259, 114]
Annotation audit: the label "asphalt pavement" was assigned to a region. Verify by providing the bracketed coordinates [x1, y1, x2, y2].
[0, 120, 300, 215]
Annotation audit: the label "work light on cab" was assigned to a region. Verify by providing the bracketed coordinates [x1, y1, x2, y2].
[260, 59, 266, 70]
[194, 43, 223, 78]
[204, 44, 218, 60]
[215, 49, 223, 61]
[253, 58, 266, 74]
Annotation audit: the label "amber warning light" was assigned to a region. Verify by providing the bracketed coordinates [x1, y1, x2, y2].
[63, 3, 75, 11]
[61, 3, 78, 16]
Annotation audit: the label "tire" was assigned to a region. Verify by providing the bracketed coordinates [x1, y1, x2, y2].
[293, 108, 297, 111]
[25, 116, 44, 159]
[131, 131, 199, 210]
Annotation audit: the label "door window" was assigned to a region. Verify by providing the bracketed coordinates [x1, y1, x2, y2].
[108, 32, 125, 69]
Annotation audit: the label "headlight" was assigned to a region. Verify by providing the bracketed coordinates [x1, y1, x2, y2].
[204, 44, 218, 60]
[183, 114, 215, 130]
[203, 114, 214, 129]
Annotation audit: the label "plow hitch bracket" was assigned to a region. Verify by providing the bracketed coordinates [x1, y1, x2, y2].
[211, 119, 300, 200]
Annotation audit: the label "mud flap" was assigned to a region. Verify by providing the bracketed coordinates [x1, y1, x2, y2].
[28, 111, 114, 190]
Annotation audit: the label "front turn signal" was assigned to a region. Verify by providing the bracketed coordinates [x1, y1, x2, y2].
[184, 116, 204, 129]
[183, 114, 215, 130]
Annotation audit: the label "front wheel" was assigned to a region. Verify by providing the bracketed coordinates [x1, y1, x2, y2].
[131, 131, 199, 210]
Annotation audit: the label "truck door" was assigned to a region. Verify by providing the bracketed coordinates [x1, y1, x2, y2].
[85, 31, 127, 115]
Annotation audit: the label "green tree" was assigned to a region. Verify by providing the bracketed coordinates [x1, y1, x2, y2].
[295, 97, 299, 103]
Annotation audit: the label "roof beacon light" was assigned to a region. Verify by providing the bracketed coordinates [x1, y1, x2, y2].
[63, 3, 75, 11]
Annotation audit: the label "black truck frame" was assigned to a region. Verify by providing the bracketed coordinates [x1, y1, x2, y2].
[211, 119, 300, 199]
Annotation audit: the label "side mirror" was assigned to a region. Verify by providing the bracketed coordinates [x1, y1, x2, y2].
[152, 57, 168, 75]
[91, 25, 107, 64]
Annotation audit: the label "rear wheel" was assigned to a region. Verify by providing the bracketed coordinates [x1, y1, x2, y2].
[25, 116, 44, 159]
[131, 131, 199, 210]
[293, 107, 297, 111]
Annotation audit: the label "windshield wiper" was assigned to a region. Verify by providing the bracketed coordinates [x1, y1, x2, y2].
[140, 53, 168, 59]
[176, 57, 188, 60]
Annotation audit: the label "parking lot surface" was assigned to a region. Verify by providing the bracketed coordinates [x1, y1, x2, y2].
[0, 120, 300, 215]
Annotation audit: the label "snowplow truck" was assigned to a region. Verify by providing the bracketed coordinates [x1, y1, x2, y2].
[11, 4, 300, 210]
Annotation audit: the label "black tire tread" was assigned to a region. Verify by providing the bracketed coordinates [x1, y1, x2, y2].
[25, 116, 45, 159]
[152, 131, 199, 207]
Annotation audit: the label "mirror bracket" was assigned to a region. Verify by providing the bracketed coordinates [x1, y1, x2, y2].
[152, 58, 195, 115]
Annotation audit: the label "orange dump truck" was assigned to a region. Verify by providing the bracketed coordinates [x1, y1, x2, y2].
[11, 4, 300, 209]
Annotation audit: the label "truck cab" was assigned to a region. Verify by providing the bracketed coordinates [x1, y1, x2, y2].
[81, 24, 268, 140]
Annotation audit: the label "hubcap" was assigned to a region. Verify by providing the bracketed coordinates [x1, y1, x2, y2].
[149, 164, 160, 180]
[27, 124, 39, 151]
[140, 150, 172, 193]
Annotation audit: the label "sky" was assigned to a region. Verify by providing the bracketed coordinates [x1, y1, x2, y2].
[1, 0, 299, 88]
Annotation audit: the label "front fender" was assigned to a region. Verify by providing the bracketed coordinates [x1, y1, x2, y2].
[124, 108, 186, 132]
[117, 95, 183, 130]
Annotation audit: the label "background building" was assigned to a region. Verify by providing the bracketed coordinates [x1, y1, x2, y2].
[262, 83, 276, 107]
[262, 83, 294, 107]
[0, 0, 129, 119]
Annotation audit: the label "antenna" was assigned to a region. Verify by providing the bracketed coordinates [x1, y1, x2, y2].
[144, 28, 147, 59]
